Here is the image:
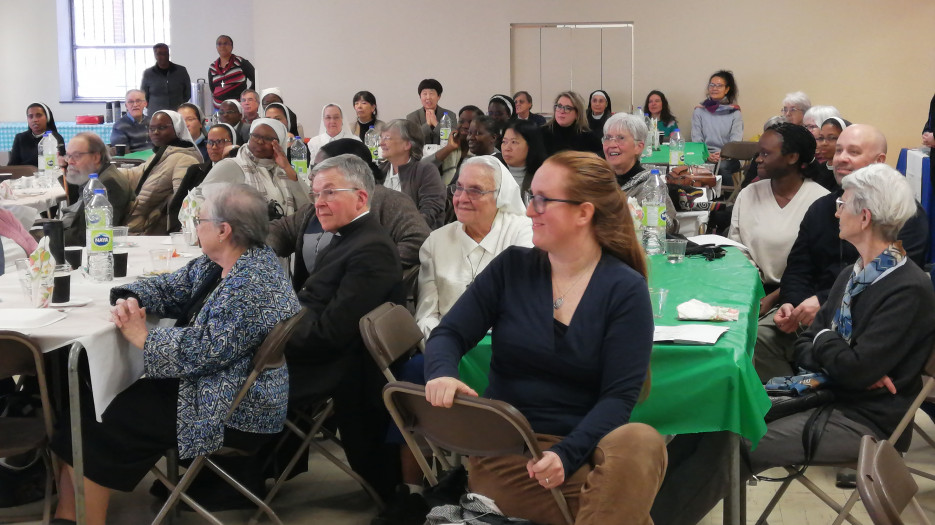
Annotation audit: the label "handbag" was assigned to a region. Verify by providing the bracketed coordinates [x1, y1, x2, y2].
[764, 372, 835, 423]
[666, 165, 716, 187]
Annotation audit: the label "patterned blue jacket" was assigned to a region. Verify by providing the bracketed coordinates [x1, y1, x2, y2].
[114, 245, 300, 458]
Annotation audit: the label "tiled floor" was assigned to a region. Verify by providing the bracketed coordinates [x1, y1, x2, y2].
[9, 414, 935, 524]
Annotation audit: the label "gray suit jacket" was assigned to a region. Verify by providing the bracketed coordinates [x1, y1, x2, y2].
[405, 106, 458, 145]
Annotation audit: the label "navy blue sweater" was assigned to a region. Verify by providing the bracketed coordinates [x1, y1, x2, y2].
[424, 247, 653, 477]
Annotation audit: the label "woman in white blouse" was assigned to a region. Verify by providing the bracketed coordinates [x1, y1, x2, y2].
[415, 155, 533, 338]
[306, 103, 360, 161]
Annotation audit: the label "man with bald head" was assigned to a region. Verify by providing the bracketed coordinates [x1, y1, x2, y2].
[754, 124, 930, 380]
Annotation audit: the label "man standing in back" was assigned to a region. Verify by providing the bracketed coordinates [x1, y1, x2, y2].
[140, 44, 191, 114]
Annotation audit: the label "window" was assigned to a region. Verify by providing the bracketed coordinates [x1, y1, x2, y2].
[59, 0, 170, 101]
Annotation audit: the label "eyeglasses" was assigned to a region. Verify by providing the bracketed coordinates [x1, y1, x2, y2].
[250, 132, 278, 144]
[449, 184, 498, 198]
[805, 124, 820, 132]
[311, 188, 359, 202]
[553, 104, 576, 113]
[192, 215, 219, 226]
[816, 135, 839, 144]
[64, 151, 91, 161]
[708, 83, 726, 89]
[780, 107, 802, 115]
[601, 135, 631, 144]
[524, 191, 583, 214]
[206, 139, 232, 147]
[149, 124, 172, 132]
[835, 198, 847, 211]
[126, 99, 146, 106]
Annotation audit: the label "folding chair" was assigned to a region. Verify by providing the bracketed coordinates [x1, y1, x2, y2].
[857, 436, 932, 525]
[713, 141, 758, 202]
[150, 310, 306, 525]
[754, 349, 935, 525]
[383, 381, 575, 525]
[0, 331, 56, 525]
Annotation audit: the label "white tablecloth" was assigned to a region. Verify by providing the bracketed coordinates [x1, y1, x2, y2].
[0, 235, 201, 418]
[0, 181, 67, 213]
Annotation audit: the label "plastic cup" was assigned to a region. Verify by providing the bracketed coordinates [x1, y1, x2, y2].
[113, 226, 129, 249]
[64, 246, 84, 270]
[649, 288, 668, 319]
[52, 265, 72, 304]
[666, 239, 688, 264]
[149, 249, 173, 275]
[115, 144, 127, 156]
[113, 251, 129, 278]
[170, 232, 188, 254]
[15, 259, 31, 299]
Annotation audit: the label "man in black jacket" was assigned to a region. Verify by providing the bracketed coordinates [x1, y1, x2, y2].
[285, 154, 405, 502]
[140, 43, 191, 114]
[754, 124, 930, 381]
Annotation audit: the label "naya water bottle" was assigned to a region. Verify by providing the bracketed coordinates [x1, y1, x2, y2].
[39, 131, 57, 175]
[640, 169, 667, 255]
[86, 188, 114, 282]
[290, 137, 308, 182]
[439, 112, 452, 146]
[364, 125, 380, 161]
[82, 172, 107, 207]
[669, 129, 684, 166]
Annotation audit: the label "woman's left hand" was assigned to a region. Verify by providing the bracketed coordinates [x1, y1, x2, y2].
[527, 451, 565, 489]
[271, 140, 290, 169]
[111, 297, 148, 348]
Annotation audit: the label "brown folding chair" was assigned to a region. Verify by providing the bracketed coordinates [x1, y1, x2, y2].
[359, 302, 424, 384]
[857, 436, 932, 525]
[713, 141, 758, 202]
[0, 331, 55, 525]
[383, 381, 575, 525]
[150, 310, 307, 525]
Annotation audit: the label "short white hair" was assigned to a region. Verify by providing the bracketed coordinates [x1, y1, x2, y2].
[803, 105, 840, 127]
[841, 163, 916, 241]
[782, 91, 811, 111]
[603, 113, 648, 144]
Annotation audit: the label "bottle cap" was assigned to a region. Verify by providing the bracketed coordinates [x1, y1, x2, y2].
[650, 169, 660, 175]
[369, 125, 374, 129]
[673, 128, 680, 132]
[294, 137, 301, 140]
[89, 172, 98, 178]
[94, 188, 106, 194]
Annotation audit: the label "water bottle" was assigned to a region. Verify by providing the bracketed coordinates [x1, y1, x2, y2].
[633, 106, 643, 117]
[439, 112, 452, 146]
[290, 137, 308, 182]
[364, 125, 380, 161]
[39, 131, 57, 175]
[82, 172, 107, 207]
[669, 129, 684, 166]
[641, 169, 667, 255]
[86, 188, 114, 282]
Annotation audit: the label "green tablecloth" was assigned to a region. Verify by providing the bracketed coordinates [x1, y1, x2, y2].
[458, 247, 771, 445]
[640, 141, 710, 166]
[116, 149, 154, 160]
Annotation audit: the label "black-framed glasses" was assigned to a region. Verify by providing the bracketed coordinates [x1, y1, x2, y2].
[449, 184, 498, 198]
[524, 191, 583, 214]
[311, 188, 359, 203]
[553, 104, 576, 113]
[206, 139, 232, 147]
[250, 132, 278, 144]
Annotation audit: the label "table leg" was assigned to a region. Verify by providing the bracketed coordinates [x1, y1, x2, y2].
[723, 432, 744, 525]
[68, 342, 87, 525]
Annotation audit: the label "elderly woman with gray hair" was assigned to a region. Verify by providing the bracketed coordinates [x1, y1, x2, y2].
[601, 113, 679, 233]
[780, 91, 811, 126]
[50, 184, 301, 525]
[416, 155, 533, 338]
[380, 119, 447, 228]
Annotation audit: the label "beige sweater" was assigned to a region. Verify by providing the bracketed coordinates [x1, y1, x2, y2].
[122, 145, 202, 235]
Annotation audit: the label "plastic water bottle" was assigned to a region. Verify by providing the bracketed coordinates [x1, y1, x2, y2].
[364, 125, 380, 161]
[38, 131, 57, 175]
[633, 106, 643, 117]
[82, 173, 107, 207]
[86, 188, 114, 282]
[669, 129, 684, 166]
[290, 137, 308, 182]
[439, 112, 452, 146]
[641, 169, 667, 255]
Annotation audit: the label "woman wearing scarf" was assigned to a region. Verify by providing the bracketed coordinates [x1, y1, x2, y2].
[208, 34, 255, 109]
[351, 91, 385, 142]
[9, 102, 65, 166]
[654, 164, 935, 524]
[586, 90, 613, 140]
[690, 70, 744, 175]
[307, 104, 360, 161]
[122, 110, 203, 235]
[415, 155, 532, 339]
[168, 123, 238, 232]
[201, 118, 309, 218]
[178, 102, 208, 160]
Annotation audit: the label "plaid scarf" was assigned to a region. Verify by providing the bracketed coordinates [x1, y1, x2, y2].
[832, 243, 906, 342]
[232, 146, 297, 216]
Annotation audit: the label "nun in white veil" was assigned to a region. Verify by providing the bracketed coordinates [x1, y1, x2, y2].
[306, 103, 361, 161]
[415, 155, 533, 338]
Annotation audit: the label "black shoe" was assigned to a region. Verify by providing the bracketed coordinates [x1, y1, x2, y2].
[371, 485, 429, 525]
[835, 468, 857, 489]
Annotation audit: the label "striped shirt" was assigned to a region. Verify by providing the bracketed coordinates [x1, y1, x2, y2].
[208, 54, 255, 108]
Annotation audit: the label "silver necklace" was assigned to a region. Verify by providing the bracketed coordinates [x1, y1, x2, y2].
[552, 262, 596, 310]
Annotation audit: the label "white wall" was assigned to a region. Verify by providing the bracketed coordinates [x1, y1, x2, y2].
[2, 0, 932, 160]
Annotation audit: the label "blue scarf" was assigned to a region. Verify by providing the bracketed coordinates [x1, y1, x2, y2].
[832, 243, 905, 342]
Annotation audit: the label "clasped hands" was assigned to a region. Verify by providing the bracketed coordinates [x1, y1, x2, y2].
[111, 297, 148, 348]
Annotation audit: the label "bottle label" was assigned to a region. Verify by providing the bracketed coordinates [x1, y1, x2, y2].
[439, 127, 450, 141]
[291, 159, 307, 175]
[641, 204, 666, 228]
[90, 228, 113, 253]
[369, 146, 379, 161]
[44, 153, 56, 171]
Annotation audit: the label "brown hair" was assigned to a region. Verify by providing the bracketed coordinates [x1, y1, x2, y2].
[545, 151, 646, 278]
[547, 91, 590, 133]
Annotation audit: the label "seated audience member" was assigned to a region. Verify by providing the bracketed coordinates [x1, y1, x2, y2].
[351, 90, 385, 142]
[405, 78, 458, 145]
[512, 91, 547, 127]
[816, 117, 851, 172]
[177, 102, 208, 160]
[729, 122, 829, 314]
[467, 115, 503, 160]
[739, 116, 787, 190]
[379, 119, 446, 229]
[9, 102, 65, 166]
[284, 154, 406, 503]
[586, 90, 612, 140]
[602, 113, 679, 234]
[653, 164, 935, 525]
[209, 34, 255, 109]
[541, 91, 603, 156]
[691, 70, 743, 175]
[201, 119, 309, 217]
[501, 119, 547, 195]
[487, 94, 515, 128]
[240, 88, 261, 127]
[755, 123, 931, 381]
[780, 91, 811, 126]
[424, 151, 667, 525]
[425, 105, 483, 186]
[644, 90, 678, 141]
[50, 184, 301, 525]
[62, 132, 134, 245]
[218, 99, 246, 144]
[140, 43, 191, 114]
[307, 103, 360, 160]
[122, 110, 203, 235]
[259, 87, 303, 137]
[111, 89, 153, 152]
[416, 156, 532, 339]
[802, 105, 841, 142]
[267, 138, 430, 290]
[0, 206, 38, 274]
[168, 123, 238, 232]
[265, 102, 300, 139]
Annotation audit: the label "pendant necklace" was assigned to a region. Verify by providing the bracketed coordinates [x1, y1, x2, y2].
[552, 261, 596, 310]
